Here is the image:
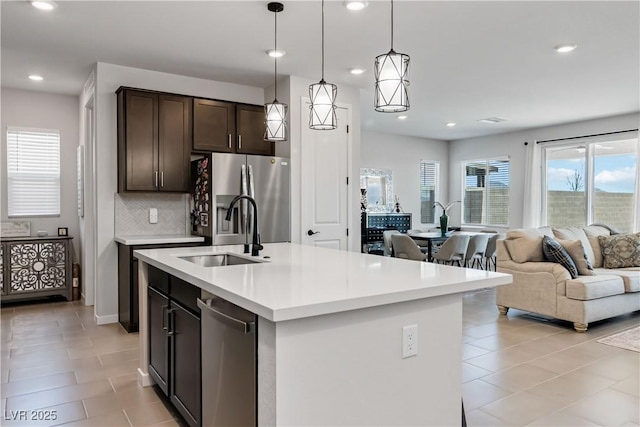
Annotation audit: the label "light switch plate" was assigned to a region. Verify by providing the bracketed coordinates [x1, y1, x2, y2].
[149, 208, 158, 224]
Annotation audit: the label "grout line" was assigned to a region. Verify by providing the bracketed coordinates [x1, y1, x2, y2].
[107, 376, 117, 394]
[122, 408, 134, 427]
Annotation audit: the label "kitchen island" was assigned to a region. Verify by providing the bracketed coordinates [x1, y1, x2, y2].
[134, 243, 511, 426]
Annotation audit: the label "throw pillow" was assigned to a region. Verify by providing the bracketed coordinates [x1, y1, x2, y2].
[557, 239, 595, 276]
[598, 233, 640, 269]
[588, 236, 604, 268]
[552, 227, 595, 266]
[504, 237, 545, 263]
[542, 236, 579, 279]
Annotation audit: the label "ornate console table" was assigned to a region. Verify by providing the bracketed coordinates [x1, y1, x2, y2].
[0, 236, 73, 302]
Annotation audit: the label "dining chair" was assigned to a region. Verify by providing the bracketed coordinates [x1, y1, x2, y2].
[408, 229, 430, 254]
[464, 234, 491, 269]
[391, 234, 427, 261]
[382, 230, 401, 257]
[484, 233, 505, 271]
[432, 235, 470, 266]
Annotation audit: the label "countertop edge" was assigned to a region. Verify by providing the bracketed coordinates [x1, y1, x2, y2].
[115, 235, 205, 245]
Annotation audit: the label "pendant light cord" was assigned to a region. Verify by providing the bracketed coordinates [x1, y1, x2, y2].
[274, 8, 278, 95]
[321, 0, 325, 81]
[390, 0, 394, 50]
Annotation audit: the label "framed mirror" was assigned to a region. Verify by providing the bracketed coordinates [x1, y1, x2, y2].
[360, 168, 393, 213]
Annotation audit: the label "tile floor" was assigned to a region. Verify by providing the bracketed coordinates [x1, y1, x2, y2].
[1, 290, 639, 426]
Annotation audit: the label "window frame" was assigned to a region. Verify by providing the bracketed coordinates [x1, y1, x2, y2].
[419, 160, 439, 224]
[461, 157, 510, 227]
[541, 135, 639, 231]
[6, 126, 61, 218]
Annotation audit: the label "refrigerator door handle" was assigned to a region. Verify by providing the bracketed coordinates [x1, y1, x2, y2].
[241, 164, 248, 236]
[247, 165, 255, 234]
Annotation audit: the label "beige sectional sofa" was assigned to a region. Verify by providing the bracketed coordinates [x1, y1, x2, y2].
[496, 225, 640, 332]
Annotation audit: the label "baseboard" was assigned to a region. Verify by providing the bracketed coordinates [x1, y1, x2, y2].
[137, 368, 155, 387]
[95, 313, 119, 325]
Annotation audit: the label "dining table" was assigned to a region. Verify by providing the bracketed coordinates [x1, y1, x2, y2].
[407, 231, 481, 262]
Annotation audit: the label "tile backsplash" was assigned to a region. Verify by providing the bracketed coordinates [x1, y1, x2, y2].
[115, 193, 188, 236]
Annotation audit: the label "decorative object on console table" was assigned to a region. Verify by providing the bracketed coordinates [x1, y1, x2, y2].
[0, 221, 31, 238]
[434, 201, 461, 237]
[57, 227, 68, 237]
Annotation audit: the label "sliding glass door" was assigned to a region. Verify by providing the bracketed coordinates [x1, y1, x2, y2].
[543, 136, 638, 232]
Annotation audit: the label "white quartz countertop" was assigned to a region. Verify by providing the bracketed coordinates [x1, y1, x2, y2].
[115, 234, 205, 246]
[134, 243, 512, 322]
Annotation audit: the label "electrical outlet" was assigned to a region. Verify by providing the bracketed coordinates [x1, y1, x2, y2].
[149, 208, 158, 224]
[402, 324, 418, 358]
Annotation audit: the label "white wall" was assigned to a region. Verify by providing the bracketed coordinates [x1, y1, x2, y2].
[93, 62, 265, 323]
[284, 75, 362, 251]
[361, 131, 448, 229]
[1, 88, 81, 261]
[448, 112, 640, 229]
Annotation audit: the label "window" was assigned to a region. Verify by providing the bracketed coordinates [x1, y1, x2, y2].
[544, 137, 638, 232]
[420, 161, 438, 223]
[462, 159, 510, 226]
[7, 127, 61, 216]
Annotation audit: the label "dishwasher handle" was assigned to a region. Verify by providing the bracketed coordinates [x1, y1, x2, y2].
[197, 298, 255, 334]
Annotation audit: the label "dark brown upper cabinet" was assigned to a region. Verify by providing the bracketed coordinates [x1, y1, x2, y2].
[236, 104, 274, 156]
[193, 99, 274, 156]
[117, 88, 192, 193]
[193, 99, 235, 153]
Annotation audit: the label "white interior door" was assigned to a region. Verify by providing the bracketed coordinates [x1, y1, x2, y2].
[300, 103, 349, 250]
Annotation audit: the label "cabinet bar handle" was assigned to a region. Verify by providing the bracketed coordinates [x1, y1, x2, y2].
[228, 134, 232, 149]
[161, 171, 164, 188]
[238, 135, 242, 150]
[161, 305, 168, 331]
[154, 171, 158, 188]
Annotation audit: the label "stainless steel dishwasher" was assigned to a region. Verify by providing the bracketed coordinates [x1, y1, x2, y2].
[198, 292, 257, 427]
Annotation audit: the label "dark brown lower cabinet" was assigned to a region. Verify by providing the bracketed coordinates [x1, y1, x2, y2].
[148, 287, 170, 395]
[118, 241, 203, 333]
[147, 267, 201, 427]
[170, 301, 201, 427]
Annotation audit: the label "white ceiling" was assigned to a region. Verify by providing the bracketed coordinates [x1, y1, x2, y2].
[2, 0, 639, 141]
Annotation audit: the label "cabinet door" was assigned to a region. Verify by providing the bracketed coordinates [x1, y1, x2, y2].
[170, 302, 201, 427]
[122, 90, 158, 191]
[236, 104, 274, 156]
[159, 94, 192, 192]
[193, 99, 235, 153]
[148, 287, 170, 395]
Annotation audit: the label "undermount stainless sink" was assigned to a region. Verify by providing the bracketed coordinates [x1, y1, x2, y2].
[178, 253, 262, 267]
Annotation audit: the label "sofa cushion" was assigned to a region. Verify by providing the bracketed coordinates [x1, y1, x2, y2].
[593, 267, 640, 293]
[543, 236, 579, 279]
[558, 239, 595, 276]
[588, 236, 604, 268]
[504, 228, 554, 263]
[553, 227, 595, 266]
[598, 233, 640, 269]
[583, 226, 610, 268]
[566, 275, 625, 301]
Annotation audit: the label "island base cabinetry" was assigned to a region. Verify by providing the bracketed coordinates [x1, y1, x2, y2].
[147, 266, 201, 427]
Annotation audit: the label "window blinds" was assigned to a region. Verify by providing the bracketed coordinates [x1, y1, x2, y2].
[420, 161, 438, 223]
[463, 159, 509, 226]
[7, 128, 61, 216]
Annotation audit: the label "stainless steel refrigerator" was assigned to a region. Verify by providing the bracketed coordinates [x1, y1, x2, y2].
[191, 153, 290, 245]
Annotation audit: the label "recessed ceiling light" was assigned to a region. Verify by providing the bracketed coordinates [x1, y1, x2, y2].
[349, 68, 365, 75]
[555, 44, 577, 53]
[267, 49, 285, 58]
[397, 115, 408, 120]
[446, 122, 456, 127]
[343, 1, 369, 11]
[477, 117, 507, 124]
[28, 75, 44, 81]
[30, 1, 57, 10]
